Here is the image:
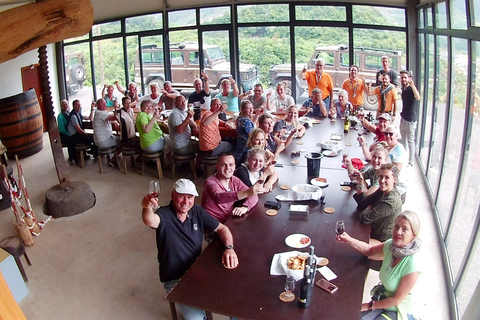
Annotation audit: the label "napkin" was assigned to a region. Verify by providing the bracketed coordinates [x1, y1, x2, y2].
[275, 184, 323, 202]
[270, 251, 308, 281]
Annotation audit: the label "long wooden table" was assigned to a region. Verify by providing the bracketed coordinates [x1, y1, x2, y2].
[167, 118, 374, 319]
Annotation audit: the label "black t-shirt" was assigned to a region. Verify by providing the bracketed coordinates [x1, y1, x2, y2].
[155, 202, 219, 282]
[401, 86, 419, 122]
[188, 90, 210, 105]
[376, 69, 398, 87]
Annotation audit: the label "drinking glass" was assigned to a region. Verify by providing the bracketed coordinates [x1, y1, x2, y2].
[335, 221, 345, 235]
[284, 276, 295, 299]
[149, 180, 160, 198]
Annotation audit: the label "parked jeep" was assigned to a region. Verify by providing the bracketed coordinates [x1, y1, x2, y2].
[269, 44, 402, 107]
[65, 53, 87, 96]
[135, 42, 259, 94]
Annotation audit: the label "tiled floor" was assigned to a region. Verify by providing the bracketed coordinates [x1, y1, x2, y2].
[0, 133, 450, 319]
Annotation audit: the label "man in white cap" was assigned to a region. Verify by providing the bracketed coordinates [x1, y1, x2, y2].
[141, 178, 238, 320]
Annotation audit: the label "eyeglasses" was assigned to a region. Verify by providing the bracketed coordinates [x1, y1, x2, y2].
[316, 64, 325, 67]
[382, 132, 395, 137]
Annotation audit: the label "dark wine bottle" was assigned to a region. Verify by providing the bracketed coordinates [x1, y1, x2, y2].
[298, 246, 316, 308]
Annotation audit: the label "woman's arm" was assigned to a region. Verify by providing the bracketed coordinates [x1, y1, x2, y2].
[336, 232, 385, 259]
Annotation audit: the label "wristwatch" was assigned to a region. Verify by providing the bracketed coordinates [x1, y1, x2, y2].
[225, 245, 234, 250]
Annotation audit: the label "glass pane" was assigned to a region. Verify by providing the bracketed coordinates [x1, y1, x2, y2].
[295, 5, 346, 21]
[419, 8, 425, 29]
[136, 36, 164, 95]
[200, 6, 231, 24]
[64, 43, 93, 112]
[92, 38, 125, 99]
[126, 13, 163, 32]
[426, 6, 433, 27]
[435, 2, 448, 29]
[238, 26, 289, 98]
[352, 5, 406, 27]
[92, 21, 121, 37]
[417, 34, 425, 160]
[450, 0, 468, 30]
[446, 38, 475, 281]
[64, 34, 89, 44]
[126, 36, 138, 91]
[169, 30, 198, 89]
[294, 27, 348, 104]
[420, 34, 434, 169]
[237, 4, 289, 23]
[472, 0, 480, 27]
[169, 9, 196, 28]
[428, 36, 449, 201]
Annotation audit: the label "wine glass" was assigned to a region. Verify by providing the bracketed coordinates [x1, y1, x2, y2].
[256, 172, 265, 185]
[149, 180, 160, 199]
[280, 276, 296, 302]
[335, 221, 345, 235]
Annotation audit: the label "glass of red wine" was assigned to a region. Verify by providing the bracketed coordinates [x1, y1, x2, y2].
[335, 220, 345, 235]
[149, 180, 160, 198]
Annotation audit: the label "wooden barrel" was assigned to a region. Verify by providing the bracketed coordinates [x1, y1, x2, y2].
[0, 89, 43, 160]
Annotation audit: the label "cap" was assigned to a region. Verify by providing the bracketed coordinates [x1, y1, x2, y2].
[173, 179, 199, 196]
[378, 113, 391, 121]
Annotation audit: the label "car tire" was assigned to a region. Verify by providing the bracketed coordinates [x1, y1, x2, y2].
[364, 93, 378, 110]
[71, 64, 85, 82]
[68, 84, 79, 96]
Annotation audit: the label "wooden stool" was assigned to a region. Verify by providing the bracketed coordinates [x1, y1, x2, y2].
[172, 152, 197, 180]
[74, 143, 91, 168]
[141, 150, 164, 179]
[201, 153, 217, 177]
[169, 301, 212, 320]
[0, 236, 31, 282]
[97, 146, 121, 173]
[121, 145, 141, 175]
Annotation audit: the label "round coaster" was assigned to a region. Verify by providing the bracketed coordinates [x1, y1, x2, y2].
[279, 292, 295, 302]
[280, 184, 290, 190]
[317, 257, 329, 267]
[341, 186, 351, 192]
[266, 209, 278, 216]
[296, 141, 304, 145]
[324, 207, 335, 214]
[291, 160, 300, 165]
[345, 143, 353, 147]
[331, 118, 337, 122]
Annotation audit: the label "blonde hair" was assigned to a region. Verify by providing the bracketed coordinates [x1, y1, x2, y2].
[246, 128, 266, 148]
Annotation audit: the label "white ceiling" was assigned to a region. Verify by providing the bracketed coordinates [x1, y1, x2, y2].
[0, 0, 412, 22]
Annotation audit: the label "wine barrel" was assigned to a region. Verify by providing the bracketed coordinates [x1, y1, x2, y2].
[0, 89, 43, 160]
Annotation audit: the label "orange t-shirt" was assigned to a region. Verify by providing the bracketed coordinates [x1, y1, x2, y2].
[373, 86, 397, 112]
[199, 111, 221, 152]
[342, 78, 365, 106]
[304, 70, 333, 98]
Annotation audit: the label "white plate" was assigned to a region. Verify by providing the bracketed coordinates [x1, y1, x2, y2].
[310, 178, 329, 188]
[322, 150, 338, 157]
[285, 234, 311, 248]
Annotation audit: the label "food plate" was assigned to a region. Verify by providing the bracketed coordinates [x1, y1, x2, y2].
[322, 150, 338, 157]
[310, 177, 329, 188]
[285, 234, 311, 248]
[311, 119, 321, 124]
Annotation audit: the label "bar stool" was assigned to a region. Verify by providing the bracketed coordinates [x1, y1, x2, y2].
[141, 150, 164, 179]
[169, 301, 212, 320]
[172, 152, 197, 180]
[0, 236, 31, 282]
[97, 146, 121, 173]
[121, 144, 141, 175]
[200, 152, 217, 177]
[74, 143, 91, 168]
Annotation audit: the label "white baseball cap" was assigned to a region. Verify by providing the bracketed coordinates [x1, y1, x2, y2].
[173, 179, 199, 196]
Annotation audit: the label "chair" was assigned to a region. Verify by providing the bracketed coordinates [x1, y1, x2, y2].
[121, 144, 141, 175]
[200, 152, 217, 177]
[169, 301, 212, 320]
[74, 143, 91, 168]
[0, 236, 32, 282]
[97, 145, 121, 173]
[141, 150, 164, 179]
[172, 152, 197, 180]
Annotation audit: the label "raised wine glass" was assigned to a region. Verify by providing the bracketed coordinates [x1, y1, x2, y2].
[279, 276, 296, 302]
[149, 180, 160, 198]
[335, 220, 345, 235]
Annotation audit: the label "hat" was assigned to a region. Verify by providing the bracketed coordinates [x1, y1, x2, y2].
[378, 113, 391, 121]
[173, 179, 199, 196]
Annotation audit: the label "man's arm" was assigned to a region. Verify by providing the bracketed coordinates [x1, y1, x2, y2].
[161, 90, 180, 99]
[215, 223, 238, 269]
[232, 80, 239, 97]
[410, 81, 421, 101]
[176, 110, 195, 134]
[141, 195, 160, 228]
[114, 81, 126, 95]
[203, 75, 210, 95]
[202, 104, 226, 127]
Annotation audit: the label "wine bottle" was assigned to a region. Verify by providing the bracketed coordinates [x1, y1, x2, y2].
[298, 246, 317, 308]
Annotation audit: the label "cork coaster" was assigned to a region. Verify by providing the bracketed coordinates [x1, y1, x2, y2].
[317, 257, 329, 267]
[296, 141, 304, 145]
[341, 186, 351, 192]
[266, 209, 278, 216]
[279, 292, 295, 302]
[324, 207, 335, 214]
[312, 119, 321, 124]
[331, 118, 337, 122]
[291, 160, 300, 165]
[280, 184, 290, 190]
[345, 143, 353, 147]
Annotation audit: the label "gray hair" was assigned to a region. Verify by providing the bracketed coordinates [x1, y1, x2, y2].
[338, 89, 348, 100]
[315, 58, 325, 66]
[395, 211, 421, 237]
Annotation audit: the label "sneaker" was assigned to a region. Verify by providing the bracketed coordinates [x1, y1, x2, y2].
[407, 163, 413, 168]
[69, 159, 77, 166]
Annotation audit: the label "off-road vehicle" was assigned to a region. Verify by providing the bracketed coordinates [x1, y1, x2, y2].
[65, 53, 87, 96]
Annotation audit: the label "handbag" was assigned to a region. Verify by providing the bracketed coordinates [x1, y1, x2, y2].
[370, 283, 387, 301]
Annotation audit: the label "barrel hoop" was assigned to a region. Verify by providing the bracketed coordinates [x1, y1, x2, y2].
[3, 135, 43, 152]
[0, 99, 39, 116]
[0, 111, 42, 126]
[0, 125, 43, 141]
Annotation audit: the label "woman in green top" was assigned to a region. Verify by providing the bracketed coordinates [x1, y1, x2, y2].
[136, 100, 168, 152]
[336, 211, 421, 320]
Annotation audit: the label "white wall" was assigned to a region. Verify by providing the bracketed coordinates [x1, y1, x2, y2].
[0, 44, 61, 116]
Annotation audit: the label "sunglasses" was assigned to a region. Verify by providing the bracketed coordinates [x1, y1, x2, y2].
[382, 132, 395, 137]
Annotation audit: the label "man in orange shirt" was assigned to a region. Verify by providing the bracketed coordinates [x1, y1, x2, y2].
[366, 73, 398, 120]
[342, 65, 366, 108]
[199, 98, 234, 156]
[302, 58, 334, 112]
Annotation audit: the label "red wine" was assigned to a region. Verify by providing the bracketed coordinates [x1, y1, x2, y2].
[150, 192, 159, 197]
[336, 227, 345, 235]
[256, 180, 265, 185]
